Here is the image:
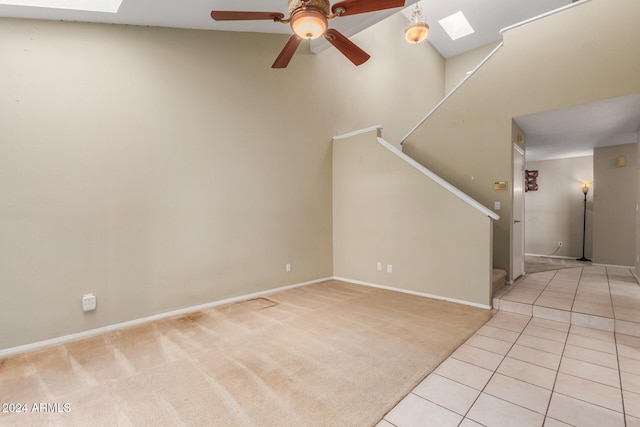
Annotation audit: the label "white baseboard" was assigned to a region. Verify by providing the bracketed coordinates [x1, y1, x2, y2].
[0, 277, 333, 358]
[1, 275, 491, 357]
[592, 263, 636, 269]
[333, 276, 492, 310]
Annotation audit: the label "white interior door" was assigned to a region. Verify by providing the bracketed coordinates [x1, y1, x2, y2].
[512, 144, 525, 280]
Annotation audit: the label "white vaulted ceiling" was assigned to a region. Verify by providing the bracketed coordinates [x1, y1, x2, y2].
[0, 0, 570, 57]
[402, 0, 570, 58]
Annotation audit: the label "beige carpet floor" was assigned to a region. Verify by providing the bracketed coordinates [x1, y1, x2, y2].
[0, 280, 491, 426]
[525, 255, 592, 274]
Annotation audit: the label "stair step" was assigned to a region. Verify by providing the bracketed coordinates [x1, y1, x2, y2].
[492, 269, 507, 293]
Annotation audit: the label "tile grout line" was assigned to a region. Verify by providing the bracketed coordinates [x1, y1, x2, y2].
[606, 265, 618, 324]
[567, 266, 584, 317]
[550, 269, 580, 315]
[559, 353, 617, 376]
[526, 270, 558, 311]
[550, 318, 627, 420]
[609, 267, 628, 426]
[404, 388, 469, 422]
[457, 314, 538, 426]
[407, 272, 632, 426]
[550, 389, 627, 416]
[404, 267, 626, 425]
[554, 366, 623, 392]
[379, 310, 510, 425]
[472, 290, 624, 424]
[386, 266, 637, 426]
[538, 290, 580, 426]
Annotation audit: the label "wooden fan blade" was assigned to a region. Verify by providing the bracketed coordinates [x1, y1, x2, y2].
[272, 34, 302, 69]
[210, 11, 285, 21]
[331, 0, 405, 16]
[324, 29, 370, 66]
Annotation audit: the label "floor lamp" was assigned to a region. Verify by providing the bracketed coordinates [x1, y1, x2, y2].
[577, 183, 591, 262]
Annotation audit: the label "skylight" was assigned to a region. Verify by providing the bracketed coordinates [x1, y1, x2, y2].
[438, 11, 474, 41]
[0, 0, 122, 13]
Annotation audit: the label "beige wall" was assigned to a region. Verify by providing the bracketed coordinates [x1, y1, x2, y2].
[322, 14, 446, 146]
[524, 156, 593, 258]
[402, 0, 640, 276]
[0, 14, 445, 350]
[333, 129, 493, 306]
[593, 143, 638, 266]
[444, 42, 501, 94]
[637, 133, 640, 276]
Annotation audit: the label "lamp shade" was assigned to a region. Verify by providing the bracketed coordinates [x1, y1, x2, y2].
[405, 22, 429, 43]
[290, 9, 328, 39]
[405, 4, 429, 44]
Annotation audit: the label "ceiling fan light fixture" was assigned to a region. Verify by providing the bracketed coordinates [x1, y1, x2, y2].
[290, 8, 328, 39]
[404, 3, 429, 44]
[212, 0, 393, 68]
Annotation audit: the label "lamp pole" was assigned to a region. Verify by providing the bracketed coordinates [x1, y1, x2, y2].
[577, 183, 591, 262]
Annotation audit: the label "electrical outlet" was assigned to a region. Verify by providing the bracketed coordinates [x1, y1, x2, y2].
[558, 242, 563, 247]
[387, 264, 393, 273]
[286, 263, 291, 273]
[377, 262, 382, 271]
[82, 294, 96, 312]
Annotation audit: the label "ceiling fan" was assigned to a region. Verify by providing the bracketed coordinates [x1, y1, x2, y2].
[211, 0, 406, 68]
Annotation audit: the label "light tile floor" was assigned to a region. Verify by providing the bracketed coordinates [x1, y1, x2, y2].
[494, 266, 640, 335]
[379, 266, 640, 427]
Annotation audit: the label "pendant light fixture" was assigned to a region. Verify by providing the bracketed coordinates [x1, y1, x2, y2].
[405, 3, 429, 44]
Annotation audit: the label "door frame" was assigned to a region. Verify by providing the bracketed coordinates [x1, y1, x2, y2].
[511, 143, 525, 281]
